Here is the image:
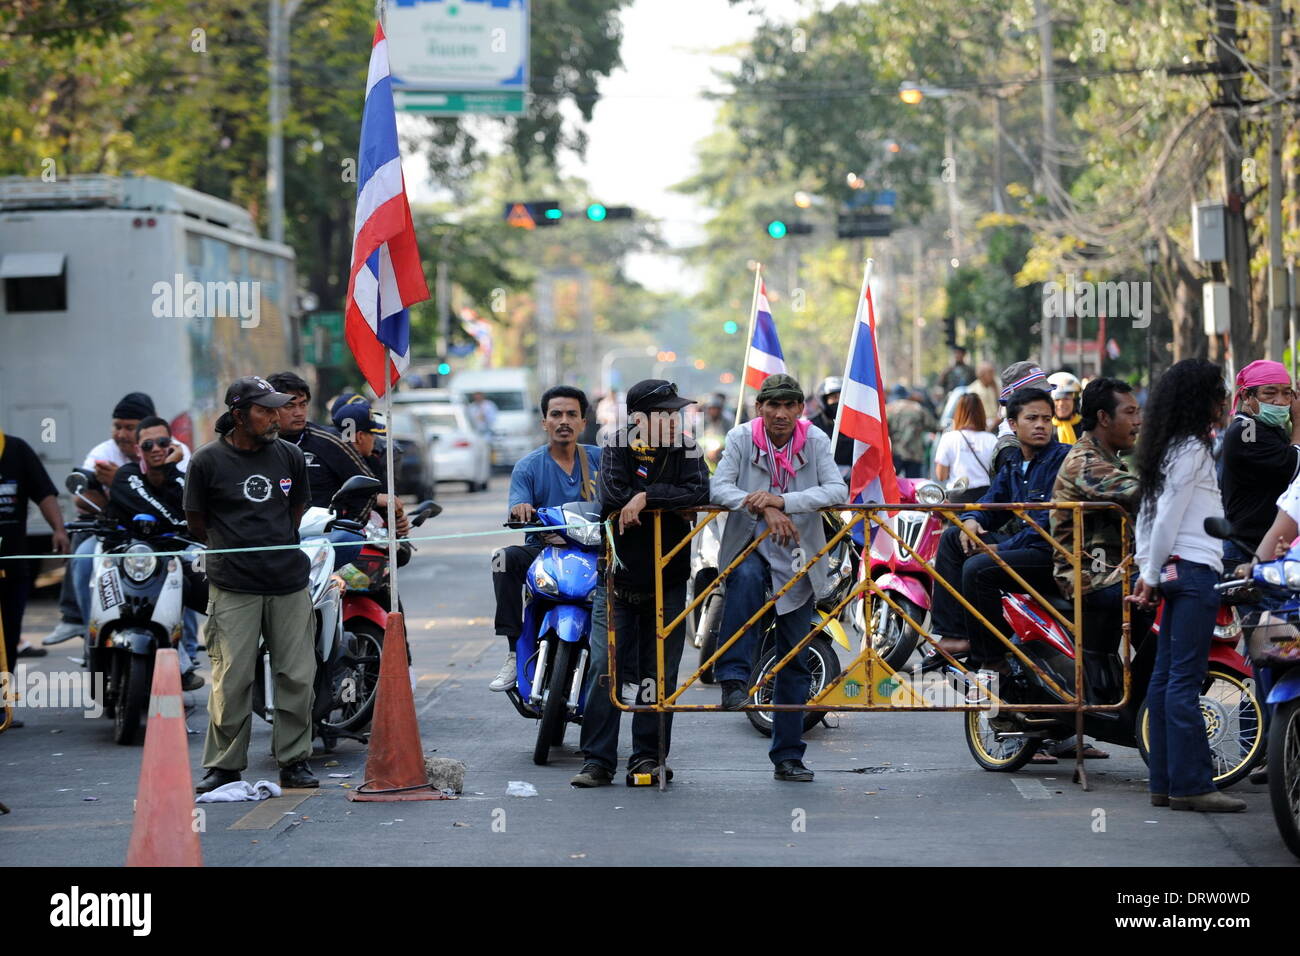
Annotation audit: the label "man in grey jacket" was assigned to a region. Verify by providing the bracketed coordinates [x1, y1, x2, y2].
[711, 374, 848, 781]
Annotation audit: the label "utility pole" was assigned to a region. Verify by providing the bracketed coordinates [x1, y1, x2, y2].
[1034, 0, 1059, 366]
[1217, 0, 1253, 367]
[267, 0, 303, 245]
[1268, 0, 1286, 360]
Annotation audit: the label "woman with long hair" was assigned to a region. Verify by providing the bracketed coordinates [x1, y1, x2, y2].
[1131, 359, 1245, 813]
[932, 393, 996, 503]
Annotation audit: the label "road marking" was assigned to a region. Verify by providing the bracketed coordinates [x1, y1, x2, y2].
[418, 672, 451, 684]
[229, 791, 317, 830]
[1012, 779, 1052, 800]
[0, 818, 132, 833]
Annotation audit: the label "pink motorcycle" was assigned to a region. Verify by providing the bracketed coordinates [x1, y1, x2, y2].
[862, 477, 950, 669]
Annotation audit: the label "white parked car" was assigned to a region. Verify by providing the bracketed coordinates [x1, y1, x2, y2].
[406, 402, 491, 493]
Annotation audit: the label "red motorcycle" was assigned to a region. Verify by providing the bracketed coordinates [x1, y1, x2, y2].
[961, 584, 1264, 787]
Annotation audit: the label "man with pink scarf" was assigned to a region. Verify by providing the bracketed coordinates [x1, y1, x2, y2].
[710, 374, 847, 782]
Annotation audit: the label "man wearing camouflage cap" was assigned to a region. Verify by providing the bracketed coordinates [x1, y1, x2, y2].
[710, 374, 847, 782]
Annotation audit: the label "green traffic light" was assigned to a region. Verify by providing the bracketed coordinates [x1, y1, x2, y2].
[767, 220, 788, 239]
[723, 320, 739, 334]
[438, 362, 451, 375]
[586, 203, 607, 222]
[544, 208, 563, 220]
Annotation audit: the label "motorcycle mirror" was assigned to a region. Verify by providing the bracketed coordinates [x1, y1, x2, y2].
[410, 499, 443, 527]
[330, 474, 384, 512]
[1203, 516, 1233, 540]
[65, 470, 90, 495]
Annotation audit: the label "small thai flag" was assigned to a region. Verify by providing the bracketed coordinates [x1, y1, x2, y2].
[636, 464, 649, 479]
[743, 281, 786, 390]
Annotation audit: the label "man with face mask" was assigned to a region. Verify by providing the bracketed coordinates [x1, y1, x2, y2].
[809, 377, 853, 471]
[1220, 360, 1300, 569]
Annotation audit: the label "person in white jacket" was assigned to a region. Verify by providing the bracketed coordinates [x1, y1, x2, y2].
[1131, 359, 1245, 813]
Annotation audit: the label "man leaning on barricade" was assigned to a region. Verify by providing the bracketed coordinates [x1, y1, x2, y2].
[709, 374, 847, 783]
[570, 379, 710, 788]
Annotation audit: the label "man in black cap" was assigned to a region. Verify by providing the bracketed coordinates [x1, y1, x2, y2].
[184, 376, 319, 792]
[571, 380, 710, 787]
[43, 391, 191, 647]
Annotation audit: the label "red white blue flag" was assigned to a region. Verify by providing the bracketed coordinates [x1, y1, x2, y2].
[838, 285, 900, 505]
[743, 281, 786, 390]
[344, 22, 430, 396]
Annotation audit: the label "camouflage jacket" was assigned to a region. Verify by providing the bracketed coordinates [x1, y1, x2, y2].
[1049, 432, 1139, 598]
[886, 399, 938, 463]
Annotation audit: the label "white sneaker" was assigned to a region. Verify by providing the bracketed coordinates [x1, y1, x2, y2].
[42, 621, 84, 646]
[489, 652, 517, 692]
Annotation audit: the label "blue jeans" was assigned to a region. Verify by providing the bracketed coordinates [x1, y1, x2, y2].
[1147, 560, 1218, 797]
[715, 552, 814, 765]
[580, 582, 687, 772]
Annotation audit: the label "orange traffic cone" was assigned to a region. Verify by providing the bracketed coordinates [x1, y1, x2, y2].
[348, 612, 448, 802]
[126, 649, 202, 866]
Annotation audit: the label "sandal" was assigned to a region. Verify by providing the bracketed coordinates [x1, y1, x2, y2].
[1056, 742, 1110, 760]
[1031, 750, 1059, 764]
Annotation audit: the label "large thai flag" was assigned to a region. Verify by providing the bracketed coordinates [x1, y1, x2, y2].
[838, 285, 900, 505]
[344, 22, 430, 396]
[743, 281, 786, 389]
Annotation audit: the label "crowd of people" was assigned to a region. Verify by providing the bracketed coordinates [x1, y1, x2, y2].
[5, 348, 1297, 812]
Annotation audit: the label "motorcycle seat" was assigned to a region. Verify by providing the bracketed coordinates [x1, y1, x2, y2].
[1042, 593, 1075, 616]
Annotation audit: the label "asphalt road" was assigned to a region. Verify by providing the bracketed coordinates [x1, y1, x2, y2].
[2, 478, 1295, 867]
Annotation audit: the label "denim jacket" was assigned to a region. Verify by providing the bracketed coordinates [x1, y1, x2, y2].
[960, 438, 1070, 552]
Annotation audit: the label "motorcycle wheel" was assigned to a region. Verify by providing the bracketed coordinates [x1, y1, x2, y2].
[964, 710, 1040, 771]
[1268, 697, 1300, 860]
[318, 621, 384, 734]
[694, 580, 723, 684]
[534, 639, 574, 766]
[1134, 666, 1264, 790]
[745, 636, 840, 737]
[113, 655, 150, 746]
[871, 595, 923, 670]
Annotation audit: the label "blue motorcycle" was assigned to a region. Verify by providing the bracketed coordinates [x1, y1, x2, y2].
[1207, 517, 1300, 859]
[503, 501, 604, 765]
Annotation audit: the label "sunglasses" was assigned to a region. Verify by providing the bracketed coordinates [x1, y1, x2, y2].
[635, 382, 679, 410]
[139, 437, 172, 452]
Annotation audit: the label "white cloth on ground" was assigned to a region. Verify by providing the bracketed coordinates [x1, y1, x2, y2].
[195, 779, 282, 803]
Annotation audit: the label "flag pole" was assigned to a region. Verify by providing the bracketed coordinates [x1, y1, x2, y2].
[383, 352, 399, 613]
[734, 263, 763, 428]
[830, 258, 874, 451]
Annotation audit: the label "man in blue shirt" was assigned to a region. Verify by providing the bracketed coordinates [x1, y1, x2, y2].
[489, 385, 601, 691]
[929, 387, 1070, 670]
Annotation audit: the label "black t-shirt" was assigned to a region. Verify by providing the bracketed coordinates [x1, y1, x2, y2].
[1221, 413, 1300, 549]
[109, 462, 187, 534]
[0, 433, 57, 555]
[183, 435, 310, 594]
[285, 423, 375, 510]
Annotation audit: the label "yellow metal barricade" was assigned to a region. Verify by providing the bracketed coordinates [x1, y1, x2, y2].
[602, 502, 1133, 791]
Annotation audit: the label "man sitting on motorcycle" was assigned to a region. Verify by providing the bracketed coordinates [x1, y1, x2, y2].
[711, 374, 848, 783]
[71, 416, 209, 689]
[929, 387, 1069, 668]
[1050, 378, 1143, 645]
[571, 379, 710, 788]
[489, 386, 602, 691]
[332, 400, 411, 541]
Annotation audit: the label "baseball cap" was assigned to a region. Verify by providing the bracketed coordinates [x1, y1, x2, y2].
[333, 401, 387, 435]
[224, 376, 292, 409]
[755, 373, 804, 405]
[626, 379, 695, 415]
[998, 362, 1049, 403]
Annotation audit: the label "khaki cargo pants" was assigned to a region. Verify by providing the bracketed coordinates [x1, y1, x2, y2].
[202, 584, 316, 771]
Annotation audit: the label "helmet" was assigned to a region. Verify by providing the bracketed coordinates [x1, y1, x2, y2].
[1047, 372, 1081, 401]
[818, 376, 843, 400]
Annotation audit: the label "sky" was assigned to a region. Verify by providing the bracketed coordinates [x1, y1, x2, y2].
[402, 0, 808, 293]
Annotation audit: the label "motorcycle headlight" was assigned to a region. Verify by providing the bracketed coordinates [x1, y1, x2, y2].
[916, 482, 945, 506]
[1285, 561, 1300, 590]
[530, 564, 559, 596]
[568, 518, 602, 547]
[1262, 564, 1285, 587]
[122, 543, 157, 582]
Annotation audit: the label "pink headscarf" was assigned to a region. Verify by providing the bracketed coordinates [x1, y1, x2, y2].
[1233, 359, 1292, 414]
[751, 417, 811, 492]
